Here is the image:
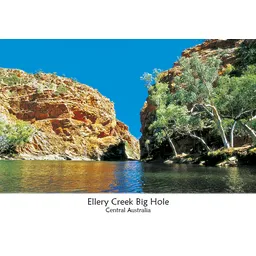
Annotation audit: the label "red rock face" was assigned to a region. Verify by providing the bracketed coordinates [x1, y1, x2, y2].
[10, 101, 70, 120]
[72, 109, 97, 124]
[0, 69, 140, 160]
[140, 39, 244, 159]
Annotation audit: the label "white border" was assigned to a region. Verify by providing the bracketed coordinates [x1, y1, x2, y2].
[0, 1, 256, 256]
[0, 0, 255, 39]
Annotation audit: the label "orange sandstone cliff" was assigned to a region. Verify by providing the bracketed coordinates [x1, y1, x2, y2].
[0, 69, 140, 160]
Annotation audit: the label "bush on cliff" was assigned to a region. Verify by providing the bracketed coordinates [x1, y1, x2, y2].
[0, 120, 35, 154]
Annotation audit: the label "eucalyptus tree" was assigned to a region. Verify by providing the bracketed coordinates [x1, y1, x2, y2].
[215, 65, 256, 146]
[141, 70, 179, 156]
[147, 81, 178, 156]
[149, 99, 211, 154]
[177, 113, 212, 152]
[173, 52, 231, 148]
[142, 72, 211, 156]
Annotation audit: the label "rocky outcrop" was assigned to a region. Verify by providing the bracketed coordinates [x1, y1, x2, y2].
[140, 39, 246, 159]
[0, 69, 140, 160]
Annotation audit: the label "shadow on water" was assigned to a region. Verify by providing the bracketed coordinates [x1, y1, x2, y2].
[0, 160, 256, 192]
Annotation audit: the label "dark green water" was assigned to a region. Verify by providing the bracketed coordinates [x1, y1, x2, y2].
[0, 160, 256, 193]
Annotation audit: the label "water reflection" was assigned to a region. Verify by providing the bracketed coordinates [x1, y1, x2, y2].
[0, 160, 256, 192]
[0, 161, 23, 192]
[19, 161, 119, 193]
[0, 160, 144, 193]
[106, 161, 143, 193]
[225, 167, 245, 193]
[141, 163, 256, 193]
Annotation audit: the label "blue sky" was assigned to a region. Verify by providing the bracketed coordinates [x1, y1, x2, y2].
[0, 39, 204, 138]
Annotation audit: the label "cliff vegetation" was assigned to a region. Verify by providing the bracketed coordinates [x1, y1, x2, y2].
[140, 39, 256, 166]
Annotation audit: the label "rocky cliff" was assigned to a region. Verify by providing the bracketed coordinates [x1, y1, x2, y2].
[0, 69, 140, 160]
[140, 39, 246, 159]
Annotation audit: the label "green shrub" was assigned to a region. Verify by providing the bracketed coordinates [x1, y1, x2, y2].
[56, 84, 67, 94]
[0, 135, 9, 154]
[2, 74, 21, 86]
[36, 83, 44, 93]
[0, 120, 35, 154]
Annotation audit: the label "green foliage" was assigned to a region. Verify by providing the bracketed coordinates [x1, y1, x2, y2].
[149, 104, 189, 142]
[251, 119, 256, 130]
[235, 40, 256, 71]
[0, 135, 9, 154]
[146, 71, 209, 150]
[0, 73, 22, 86]
[148, 82, 170, 107]
[143, 60, 217, 152]
[145, 75, 186, 145]
[173, 52, 221, 105]
[174, 52, 232, 148]
[0, 120, 35, 154]
[48, 83, 57, 91]
[56, 84, 68, 94]
[140, 68, 162, 88]
[3, 74, 21, 86]
[223, 64, 235, 75]
[142, 49, 256, 154]
[0, 69, 72, 98]
[206, 148, 235, 165]
[208, 148, 234, 158]
[215, 65, 256, 120]
[36, 83, 44, 93]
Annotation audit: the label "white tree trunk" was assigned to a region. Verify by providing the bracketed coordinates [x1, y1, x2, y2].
[167, 135, 178, 156]
[241, 123, 256, 145]
[206, 104, 230, 148]
[230, 121, 237, 148]
[189, 133, 211, 152]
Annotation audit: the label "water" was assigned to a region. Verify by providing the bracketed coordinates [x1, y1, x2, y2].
[0, 160, 256, 193]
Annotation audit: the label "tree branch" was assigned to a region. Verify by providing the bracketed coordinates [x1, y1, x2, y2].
[235, 109, 256, 120]
[202, 104, 214, 117]
[190, 103, 214, 118]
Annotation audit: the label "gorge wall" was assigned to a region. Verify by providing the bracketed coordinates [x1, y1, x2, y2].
[0, 69, 140, 160]
[140, 39, 248, 159]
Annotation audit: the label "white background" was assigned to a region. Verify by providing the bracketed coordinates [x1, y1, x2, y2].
[0, 1, 256, 255]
